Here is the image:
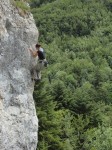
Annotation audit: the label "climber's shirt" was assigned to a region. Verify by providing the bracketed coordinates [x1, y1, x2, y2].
[37, 47, 46, 60]
[36, 47, 48, 68]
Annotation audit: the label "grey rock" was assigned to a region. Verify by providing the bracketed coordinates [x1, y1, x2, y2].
[0, 0, 38, 149]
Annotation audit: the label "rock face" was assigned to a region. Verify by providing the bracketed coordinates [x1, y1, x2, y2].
[0, 0, 38, 149]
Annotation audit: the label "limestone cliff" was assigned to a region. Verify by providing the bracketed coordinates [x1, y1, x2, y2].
[0, 0, 38, 149]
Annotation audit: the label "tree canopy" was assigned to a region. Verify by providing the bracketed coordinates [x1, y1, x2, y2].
[30, 0, 112, 149]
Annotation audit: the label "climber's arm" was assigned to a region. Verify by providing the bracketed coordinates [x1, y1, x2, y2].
[29, 49, 38, 58]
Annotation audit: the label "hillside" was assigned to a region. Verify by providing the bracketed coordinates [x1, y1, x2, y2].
[31, 0, 112, 150]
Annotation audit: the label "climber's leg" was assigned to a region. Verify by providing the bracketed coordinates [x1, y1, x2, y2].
[39, 60, 45, 70]
[33, 69, 38, 80]
[33, 60, 45, 82]
[35, 61, 44, 80]
[36, 70, 41, 80]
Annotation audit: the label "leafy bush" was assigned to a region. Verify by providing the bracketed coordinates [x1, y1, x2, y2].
[11, 0, 30, 12]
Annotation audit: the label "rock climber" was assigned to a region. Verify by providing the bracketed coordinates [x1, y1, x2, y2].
[29, 43, 48, 81]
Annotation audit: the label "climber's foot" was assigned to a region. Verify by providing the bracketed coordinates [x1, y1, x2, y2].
[34, 78, 41, 83]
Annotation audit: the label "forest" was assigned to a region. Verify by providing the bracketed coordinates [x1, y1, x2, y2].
[29, 0, 112, 149]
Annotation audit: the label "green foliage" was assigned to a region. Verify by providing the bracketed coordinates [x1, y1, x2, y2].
[34, 82, 75, 150]
[29, 0, 56, 7]
[11, 0, 30, 12]
[30, 0, 112, 149]
[83, 126, 112, 150]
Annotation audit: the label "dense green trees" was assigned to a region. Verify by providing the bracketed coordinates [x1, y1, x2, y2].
[30, 0, 112, 149]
